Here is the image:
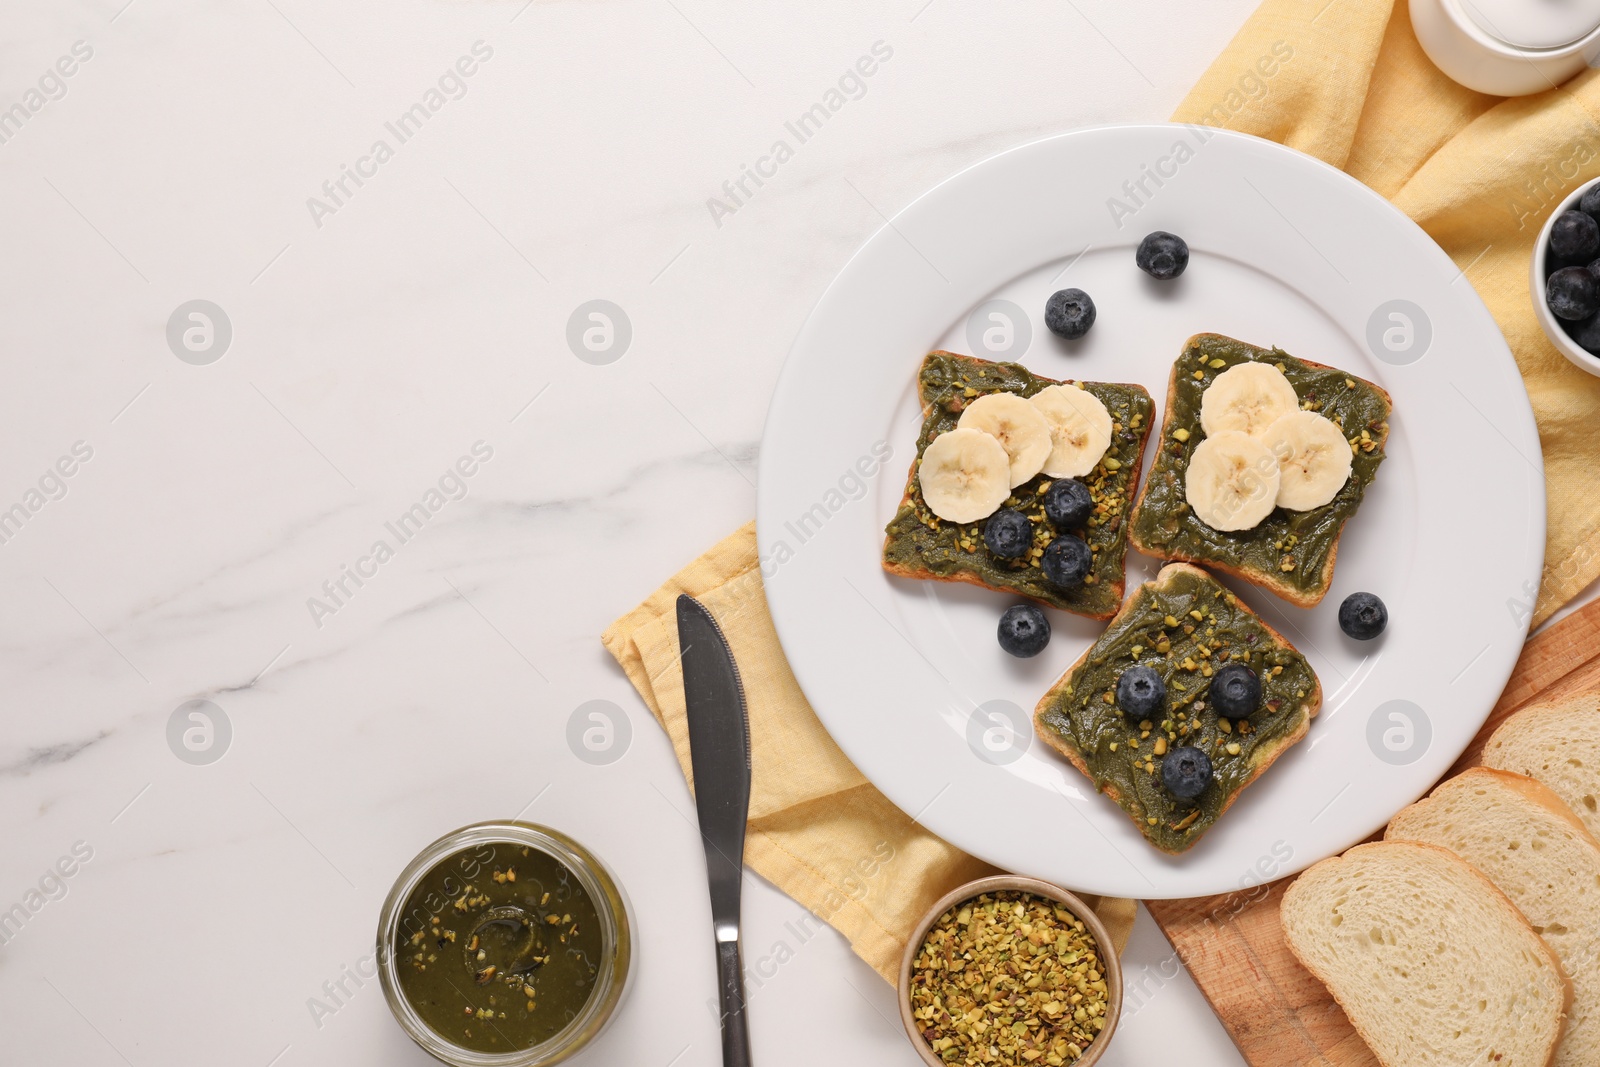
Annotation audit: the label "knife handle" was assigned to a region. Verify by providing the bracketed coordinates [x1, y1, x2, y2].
[715, 937, 753, 1067]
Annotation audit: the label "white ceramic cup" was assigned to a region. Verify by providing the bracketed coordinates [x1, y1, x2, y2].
[1411, 0, 1600, 96]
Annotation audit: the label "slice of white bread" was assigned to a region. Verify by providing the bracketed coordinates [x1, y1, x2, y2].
[1483, 694, 1600, 840]
[1386, 769, 1598, 1067]
[1281, 841, 1569, 1067]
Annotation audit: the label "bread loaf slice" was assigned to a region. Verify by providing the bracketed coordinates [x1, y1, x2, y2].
[1387, 769, 1598, 1067]
[1483, 694, 1600, 840]
[1281, 841, 1569, 1067]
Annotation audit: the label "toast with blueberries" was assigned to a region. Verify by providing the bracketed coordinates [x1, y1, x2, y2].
[880, 351, 1154, 620]
[1127, 333, 1390, 608]
[1033, 563, 1322, 853]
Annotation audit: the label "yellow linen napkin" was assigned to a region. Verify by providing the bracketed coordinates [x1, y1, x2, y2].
[1175, 0, 1600, 626]
[602, 521, 1137, 984]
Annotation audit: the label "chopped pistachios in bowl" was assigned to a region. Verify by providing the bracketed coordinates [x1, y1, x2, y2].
[907, 890, 1111, 1066]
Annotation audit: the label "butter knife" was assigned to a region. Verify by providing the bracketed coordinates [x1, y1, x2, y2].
[676, 594, 754, 1067]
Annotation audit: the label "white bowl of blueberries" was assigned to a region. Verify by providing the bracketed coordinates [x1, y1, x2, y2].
[1533, 179, 1600, 378]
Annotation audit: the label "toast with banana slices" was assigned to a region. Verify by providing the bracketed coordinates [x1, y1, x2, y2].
[1127, 333, 1390, 607]
[881, 351, 1153, 620]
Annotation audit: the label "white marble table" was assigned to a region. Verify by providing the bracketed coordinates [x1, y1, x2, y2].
[0, 1, 1276, 1063]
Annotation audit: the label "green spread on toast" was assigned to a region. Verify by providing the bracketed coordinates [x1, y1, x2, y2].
[1129, 334, 1389, 599]
[1035, 565, 1318, 852]
[882, 352, 1153, 618]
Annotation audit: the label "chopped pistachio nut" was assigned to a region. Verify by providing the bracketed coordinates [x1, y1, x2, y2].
[909, 891, 1109, 1066]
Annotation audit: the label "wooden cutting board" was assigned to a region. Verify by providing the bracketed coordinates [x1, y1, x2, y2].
[1146, 595, 1600, 1067]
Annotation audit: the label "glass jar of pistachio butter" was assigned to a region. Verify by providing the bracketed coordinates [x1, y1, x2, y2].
[377, 822, 633, 1066]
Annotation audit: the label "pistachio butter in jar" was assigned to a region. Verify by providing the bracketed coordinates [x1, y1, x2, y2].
[377, 822, 633, 1067]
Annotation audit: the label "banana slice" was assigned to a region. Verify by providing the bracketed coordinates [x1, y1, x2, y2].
[1199, 362, 1299, 437]
[957, 392, 1051, 487]
[1260, 410, 1352, 511]
[1184, 430, 1280, 531]
[1028, 384, 1113, 479]
[918, 428, 1012, 523]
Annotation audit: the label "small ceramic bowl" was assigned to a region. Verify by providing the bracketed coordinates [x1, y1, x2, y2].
[897, 875, 1123, 1067]
[1530, 176, 1600, 379]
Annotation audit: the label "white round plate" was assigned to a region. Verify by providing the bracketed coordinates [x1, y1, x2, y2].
[757, 125, 1544, 899]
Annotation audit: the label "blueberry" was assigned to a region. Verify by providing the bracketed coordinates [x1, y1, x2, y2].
[997, 604, 1051, 658]
[1209, 663, 1262, 719]
[1161, 745, 1213, 800]
[1553, 210, 1600, 261]
[1116, 665, 1165, 717]
[1044, 288, 1096, 340]
[984, 508, 1033, 559]
[1136, 231, 1189, 280]
[1041, 535, 1092, 589]
[1337, 592, 1388, 640]
[1583, 184, 1600, 222]
[1043, 478, 1093, 528]
[1567, 313, 1600, 356]
[1548, 266, 1600, 321]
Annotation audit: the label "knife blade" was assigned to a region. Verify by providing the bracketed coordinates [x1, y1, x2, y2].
[676, 594, 754, 1067]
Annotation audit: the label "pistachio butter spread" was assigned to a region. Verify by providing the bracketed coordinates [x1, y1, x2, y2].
[883, 352, 1154, 619]
[393, 843, 603, 1053]
[1128, 334, 1389, 602]
[1034, 565, 1319, 852]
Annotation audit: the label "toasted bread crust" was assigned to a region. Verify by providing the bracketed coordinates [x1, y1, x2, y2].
[880, 555, 1121, 621]
[1032, 562, 1323, 853]
[881, 352, 1154, 620]
[1126, 333, 1392, 608]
